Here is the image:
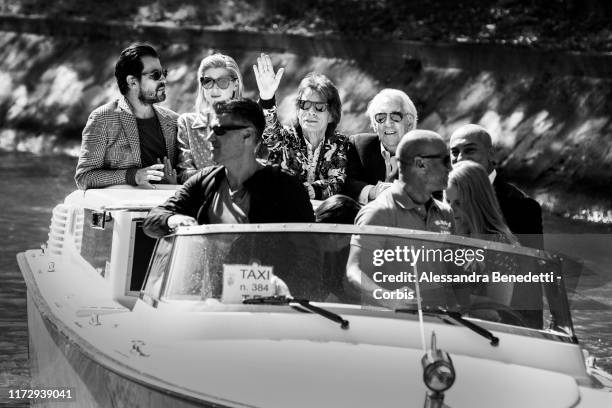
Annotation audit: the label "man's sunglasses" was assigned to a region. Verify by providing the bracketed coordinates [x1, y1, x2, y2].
[374, 112, 404, 124]
[211, 124, 250, 136]
[201, 76, 235, 90]
[417, 154, 452, 167]
[141, 68, 168, 81]
[297, 100, 328, 112]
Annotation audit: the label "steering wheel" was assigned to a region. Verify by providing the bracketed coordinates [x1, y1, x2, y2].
[466, 302, 528, 327]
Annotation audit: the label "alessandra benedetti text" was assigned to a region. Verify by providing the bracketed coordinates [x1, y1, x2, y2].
[373, 271, 556, 283]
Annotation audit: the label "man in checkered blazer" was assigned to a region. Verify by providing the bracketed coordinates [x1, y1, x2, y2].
[75, 43, 179, 190]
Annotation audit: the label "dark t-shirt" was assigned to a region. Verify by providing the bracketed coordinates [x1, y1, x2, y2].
[137, 116, 166, 167]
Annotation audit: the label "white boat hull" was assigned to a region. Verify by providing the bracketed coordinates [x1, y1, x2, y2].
[22, 254, 239, 408]
[17, 188, 612, 408]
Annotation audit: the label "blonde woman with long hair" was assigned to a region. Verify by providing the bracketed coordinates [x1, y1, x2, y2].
[446, 160, 519, 313]
[446, 160, 517, 244]
[176, 53, 244, 182]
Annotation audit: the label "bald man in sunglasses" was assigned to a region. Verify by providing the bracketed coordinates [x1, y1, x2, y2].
[345, 89, 418, 204]
[143, 98, 314, 238]
[75, 43, 178, 189]
[346, 130, 453, 308]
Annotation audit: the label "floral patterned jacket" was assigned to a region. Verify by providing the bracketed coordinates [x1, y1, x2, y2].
[261, 102, 349, 200]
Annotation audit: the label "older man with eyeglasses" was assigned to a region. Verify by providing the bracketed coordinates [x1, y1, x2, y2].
[75, 42, 178, 189]
[345, 89, 418, 204]
[143, 98, 315, 238]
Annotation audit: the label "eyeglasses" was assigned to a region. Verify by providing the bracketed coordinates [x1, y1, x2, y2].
[297, 100, 328, 112]
[417, 154, 452, 167]
[201, 76, 236, 90]
[211, 124, 250, 136]
[141, 68, 168, 81]
[374, 112, 404, 124]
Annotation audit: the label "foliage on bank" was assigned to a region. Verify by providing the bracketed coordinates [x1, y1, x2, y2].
[1, 0, 611, 52]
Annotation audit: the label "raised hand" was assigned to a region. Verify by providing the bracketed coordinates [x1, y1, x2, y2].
[253, 53, 284, 100]
[135, 163, 165, 189]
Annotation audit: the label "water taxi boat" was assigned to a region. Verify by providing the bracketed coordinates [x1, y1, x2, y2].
[17, 186, 612, 407]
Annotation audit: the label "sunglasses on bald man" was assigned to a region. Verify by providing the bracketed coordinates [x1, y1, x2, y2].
[417, 153, 452, 167]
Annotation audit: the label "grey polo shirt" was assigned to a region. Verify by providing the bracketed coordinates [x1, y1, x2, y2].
[351, 180, 454, 297]
[354, 180, 453, 233]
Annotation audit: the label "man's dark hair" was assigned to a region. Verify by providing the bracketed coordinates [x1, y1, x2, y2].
[115, 43, 159, 95]
[295, 72, 342, 138]
[315, 195, 362, 224]
[214, 98, 266, 140]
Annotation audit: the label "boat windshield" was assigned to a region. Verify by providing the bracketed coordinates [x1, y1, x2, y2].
[142, 227, 574, 336]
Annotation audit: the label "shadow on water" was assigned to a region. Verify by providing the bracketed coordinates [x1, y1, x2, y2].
[0, 151, 610, 404]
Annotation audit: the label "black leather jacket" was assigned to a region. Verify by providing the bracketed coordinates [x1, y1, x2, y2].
[143, 165, 315, 238]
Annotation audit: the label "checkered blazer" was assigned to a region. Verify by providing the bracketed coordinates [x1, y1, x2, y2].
[75, 96, 178, 189]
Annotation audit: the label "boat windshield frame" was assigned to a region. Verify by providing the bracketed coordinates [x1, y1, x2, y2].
[140, 223, 575, 340]
[171, 223, 548, 259]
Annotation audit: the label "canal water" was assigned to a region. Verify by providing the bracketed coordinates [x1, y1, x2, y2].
[0, 151, 611, 404]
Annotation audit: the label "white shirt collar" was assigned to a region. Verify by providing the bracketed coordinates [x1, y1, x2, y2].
[489, 168, 497, 184]
[380, 142, 394, 159]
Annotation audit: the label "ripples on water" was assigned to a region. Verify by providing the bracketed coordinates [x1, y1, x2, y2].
[0, 152, 76, 406]
[0, 152, 610, 404]
[544, 218, 612, 373]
